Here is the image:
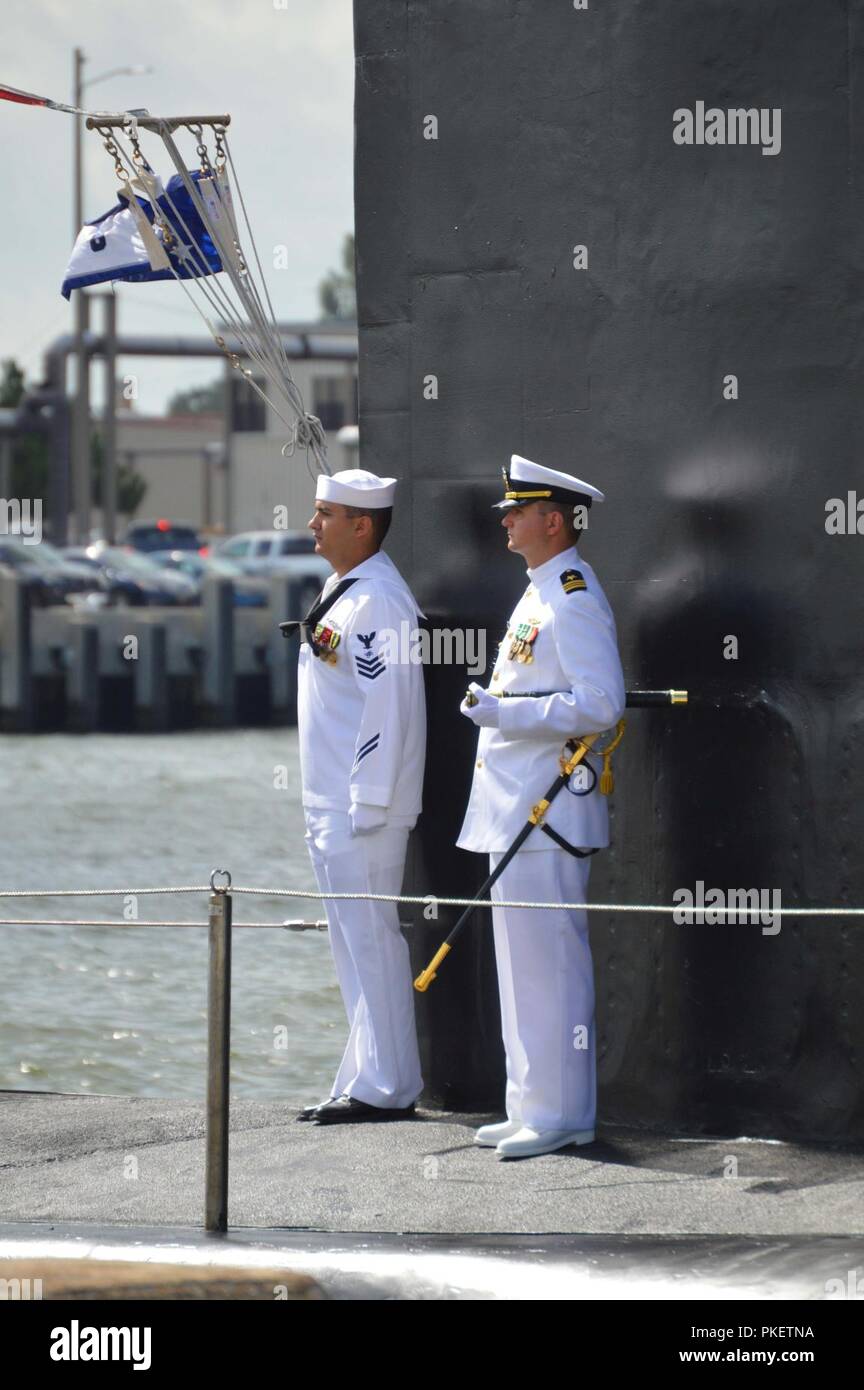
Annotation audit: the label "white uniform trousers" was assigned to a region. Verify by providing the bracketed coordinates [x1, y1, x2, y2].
[304, 809, 423, 1109]
[489, 845, 596, 1132]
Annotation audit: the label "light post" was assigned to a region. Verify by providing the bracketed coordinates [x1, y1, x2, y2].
[71, 51, 152, 543]
[203, 441, 226, 532]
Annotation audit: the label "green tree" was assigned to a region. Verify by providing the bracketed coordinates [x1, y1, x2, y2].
[318, 233, 356, 321]
[2, 359, 51, 504]
[167, 379, 225, 415]
[0, 358, 25, 407]
[11, 434, 50, 503]
[90, 433, 148, 517]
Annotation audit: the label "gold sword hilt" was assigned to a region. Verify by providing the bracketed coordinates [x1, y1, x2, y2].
[414, 942, 451, 992]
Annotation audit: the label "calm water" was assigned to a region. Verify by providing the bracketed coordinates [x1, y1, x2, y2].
[0, 729, 348, 1104]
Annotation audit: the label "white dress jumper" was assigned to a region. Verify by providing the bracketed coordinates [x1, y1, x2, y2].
[297, 551, 426, 1109]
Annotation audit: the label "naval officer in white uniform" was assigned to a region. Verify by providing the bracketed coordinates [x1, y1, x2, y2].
[295, 468, 425, 1124]
[457, 454, 625, 1158]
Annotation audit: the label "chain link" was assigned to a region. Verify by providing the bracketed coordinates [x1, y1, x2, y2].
[96, 125, 130, 184]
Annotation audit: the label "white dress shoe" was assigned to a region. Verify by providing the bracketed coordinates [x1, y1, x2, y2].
[496, 1125, 596, 1159]
[474, 1119, 522, 1147]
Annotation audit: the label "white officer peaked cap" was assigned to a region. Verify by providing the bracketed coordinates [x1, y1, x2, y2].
[493, 453, 605, 510]
[316, 468, 397, 509]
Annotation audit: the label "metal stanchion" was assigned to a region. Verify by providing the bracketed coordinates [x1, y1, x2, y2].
[205, 868, 232, 1233]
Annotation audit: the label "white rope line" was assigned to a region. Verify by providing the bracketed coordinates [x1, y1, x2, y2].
[189, 133, 329, 475]
[111, 134, 295, 416]
[222, 137, 295, 388]
[149, 141, 309, 436]
[115, 130, 277, 376]
[155, 125, 328, 474]
[0, 887, 208, 896]
[208, 135, 297, 386]
[102, 123, 326, 470]
[154, 130, 306, 401]
[0, 919, 328, 928]
[0, 918, 200, 926]
[0, 887, 861, 915]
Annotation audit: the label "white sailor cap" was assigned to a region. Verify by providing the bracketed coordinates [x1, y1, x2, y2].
[316, 468, 397, 509]
[493, 453, 605, 511]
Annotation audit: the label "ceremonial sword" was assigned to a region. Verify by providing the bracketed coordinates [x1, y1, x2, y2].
[413, 689, 687, 992]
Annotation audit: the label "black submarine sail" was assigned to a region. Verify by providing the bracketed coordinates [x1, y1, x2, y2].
[352, 0, 864, 1141]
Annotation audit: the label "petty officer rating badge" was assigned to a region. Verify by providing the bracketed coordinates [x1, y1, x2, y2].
[354, 631, 386, 680]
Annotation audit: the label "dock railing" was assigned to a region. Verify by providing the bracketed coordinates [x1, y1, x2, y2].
[0, 869, 332, 1233]
[1, 877, 861, 1232]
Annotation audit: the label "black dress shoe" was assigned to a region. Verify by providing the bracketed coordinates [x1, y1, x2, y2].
[296, 1098, 333, 1121]
[313, 1095, 416, 1125]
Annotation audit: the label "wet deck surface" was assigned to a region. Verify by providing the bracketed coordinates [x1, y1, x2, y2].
[2, 1090, 863, 1298]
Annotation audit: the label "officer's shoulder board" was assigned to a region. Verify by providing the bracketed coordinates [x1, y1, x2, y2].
[560, 568, 587, 595]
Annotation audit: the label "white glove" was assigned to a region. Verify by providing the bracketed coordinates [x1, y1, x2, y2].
[459, 681, 500, 728]
[349, 802, 388, 836]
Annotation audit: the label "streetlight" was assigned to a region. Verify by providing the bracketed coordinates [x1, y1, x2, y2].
[203, 441, 226, 532]
[74, 54, 153, 233]
[70, 50, 152, 544]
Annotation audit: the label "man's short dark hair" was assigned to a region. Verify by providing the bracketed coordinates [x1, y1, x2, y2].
[536, 498, 590, 543]
[344, 505, 393, 548]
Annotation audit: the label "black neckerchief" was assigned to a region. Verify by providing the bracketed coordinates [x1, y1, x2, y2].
[278, 576, 360, 652]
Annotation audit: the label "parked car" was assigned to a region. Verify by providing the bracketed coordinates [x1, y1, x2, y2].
[64, 545, 200, 606]
[212, 531, 330, 608]
[149, 551, 270, 608]
[0, 538, 108, 605]
[122, 519, 204, 554]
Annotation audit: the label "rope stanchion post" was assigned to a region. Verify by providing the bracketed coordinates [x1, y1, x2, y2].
[205, 868, 232, 1234]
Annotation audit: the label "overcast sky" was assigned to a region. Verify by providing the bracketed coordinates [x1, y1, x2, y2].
[0, 0, 354, 414]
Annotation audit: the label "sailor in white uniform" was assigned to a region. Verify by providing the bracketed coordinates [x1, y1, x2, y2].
[457, 454, 625, 1158]
[293, 469, 426, 1124]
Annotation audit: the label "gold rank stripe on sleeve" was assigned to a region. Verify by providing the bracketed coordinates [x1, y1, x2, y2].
[560, 568, 587, 594]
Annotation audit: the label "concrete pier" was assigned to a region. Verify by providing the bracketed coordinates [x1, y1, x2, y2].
[0, 571, 34, 731]
[66, 622, 99, 732]
[133, 623, 169, 731]
[201, 576, 235, 726]
[269, 575, 303, 724]
[0, 573, 313, 731]
[2, 1090, 863, 1300]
